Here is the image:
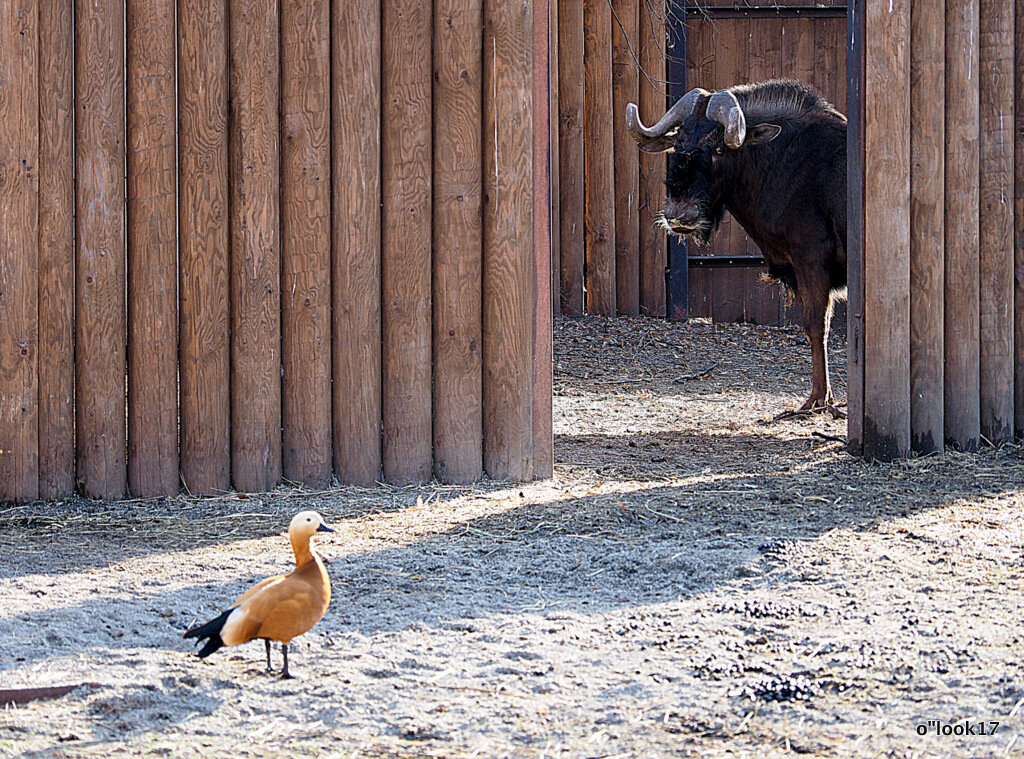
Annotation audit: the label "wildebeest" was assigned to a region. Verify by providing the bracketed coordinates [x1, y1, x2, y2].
[627, 79, 847, 413]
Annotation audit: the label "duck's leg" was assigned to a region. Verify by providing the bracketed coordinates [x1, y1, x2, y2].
[265, 640, 273, 673]
[281, 643, 295, 679]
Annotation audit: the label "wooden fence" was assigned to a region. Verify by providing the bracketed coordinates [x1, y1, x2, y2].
[555, 0, 668, 317]
[0, 0, 552, 503]
[848, 0, 1021, 459]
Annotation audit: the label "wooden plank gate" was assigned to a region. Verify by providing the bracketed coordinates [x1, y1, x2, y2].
[0, 0, 553, 503]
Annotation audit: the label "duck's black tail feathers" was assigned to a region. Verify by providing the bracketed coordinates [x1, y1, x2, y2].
[183, 607, 233, 658]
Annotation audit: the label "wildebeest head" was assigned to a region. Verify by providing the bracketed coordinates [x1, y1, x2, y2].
[626, 88, 781, 243]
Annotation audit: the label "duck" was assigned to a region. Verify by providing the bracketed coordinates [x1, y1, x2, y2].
[183, 510, 334, 678]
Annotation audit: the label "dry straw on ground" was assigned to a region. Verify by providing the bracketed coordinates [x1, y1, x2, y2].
[2, 317, 1023, 758]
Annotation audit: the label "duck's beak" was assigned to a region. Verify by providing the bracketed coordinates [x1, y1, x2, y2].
[317, 523, 335, 533]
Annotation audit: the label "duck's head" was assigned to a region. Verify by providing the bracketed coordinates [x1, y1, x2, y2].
[289, 510, 335, 544]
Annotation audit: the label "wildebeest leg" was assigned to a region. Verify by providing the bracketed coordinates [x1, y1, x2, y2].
[796, 272, 835, 410]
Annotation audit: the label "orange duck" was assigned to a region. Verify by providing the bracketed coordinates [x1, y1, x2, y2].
[184, 510, 334, 678]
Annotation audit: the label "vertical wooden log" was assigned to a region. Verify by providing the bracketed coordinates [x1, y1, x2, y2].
[179, 0, 231, 495]
[944, 0, 981, 451]
[638, 0, 666, 317]
[381, 0, 432, 484]
[909, 0, 944, 454]
[549, 0, 561, 318]
[0, 0, 39, 502]
[76, 0, 127, 500]
[862, 0, 910, 461]
[433, 0, 483, 483]
[583, 0, 616, 315]
[281, 0, 332, 487]
[846, 0, 866, 453]
[1016, 0, 1024, 437]
[611, 0, 638, 315]
[127, 0, 179, 497]
[558, 0, 584, 315]
[978, 0, 1015, 445]
[533, 0, 553, 478]
[332, 0, 382, 486]
[37, 1, 74, 499]
[483, 0, 534, 479]
[229, 0, 282, 492]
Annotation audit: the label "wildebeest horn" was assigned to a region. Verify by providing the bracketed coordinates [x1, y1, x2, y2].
[625, 87, 710, 153]
[706, 90, 746, 149]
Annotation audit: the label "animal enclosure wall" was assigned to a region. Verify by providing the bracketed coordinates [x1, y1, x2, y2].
[0, 0, 552, 502]
[848, 0, 1021, 459]
[555, 0, 669, 317]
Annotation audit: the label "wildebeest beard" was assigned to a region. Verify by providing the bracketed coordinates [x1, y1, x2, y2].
[659, 148, 725, 246]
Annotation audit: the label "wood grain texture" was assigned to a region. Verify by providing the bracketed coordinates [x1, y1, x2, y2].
[944, 0, 980, 451]
[638, 0, 665, 317]
[281, 0, 332, 487]
[978, 0, 1015, 445]
[178, 0, 231, 495]
[37, 0, 75, 499]
[433, 0, 483, 483]
[229, 0, 282, 492]
[533, 0, 553, 479]
[549, 0, 561, 317]
[583, 0, 616, 315]
[75, 0, 127, 499]
[611, 0, 639, 315]
[0, 0, 39, 502]
[483, 0, 534, 479]
[1016, 0, 1024, 436]
[382, 0, 432, 484]
[332, 0, 382, 486]
[862, 0, 910, 461]
[127, 0, 179, 497]
[846, 0, 865, 454]
[909, 0, 944, 454]
[557, 0, 584, 315]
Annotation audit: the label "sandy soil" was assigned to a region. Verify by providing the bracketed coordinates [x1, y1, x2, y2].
[2, 316, 1023, 759]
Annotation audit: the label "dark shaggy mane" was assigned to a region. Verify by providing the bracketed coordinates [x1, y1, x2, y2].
[728, 79, 845, 125]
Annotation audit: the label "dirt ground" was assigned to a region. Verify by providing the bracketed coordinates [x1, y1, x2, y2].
[2, 316, 1023, 759]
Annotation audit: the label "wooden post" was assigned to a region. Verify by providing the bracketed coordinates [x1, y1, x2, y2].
[846, 0, 866, 454]
[862, 0, 911, 461]
[944, 0, 981, 451]
[978, 0, 1015, 445]
[611, 0, 639, 315]
[229, 0, 282, 492]
[638, 0, 666, 318]
[433, 0, 483, 483]
[549, 0, 561, 318]
[179, 0, 231, 495]
[0, 0, 39, 502]
[558, 0, 585, 316]
[37, 1, 75, 499]
[281, 0, 332, 487]
[127, 0, 179, 497]
[1016, 0, 1024, 437]
[909, 0, 944, 454]
[332, 0, 382, 486]
[381, 0, 432, 484]
[75, 0, 127, 500]
[583, 0, 616, 315]
[483, 0, 534, 479]
[533, 0, 554, 478]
